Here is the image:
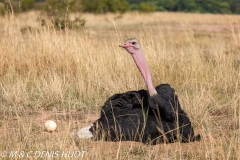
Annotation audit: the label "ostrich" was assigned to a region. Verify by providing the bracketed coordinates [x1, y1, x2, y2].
[73, 38, 200, 144]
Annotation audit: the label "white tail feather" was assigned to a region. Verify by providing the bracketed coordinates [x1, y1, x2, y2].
[72, 124, 93, 139]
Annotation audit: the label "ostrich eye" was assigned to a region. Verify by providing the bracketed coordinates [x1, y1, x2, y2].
[132, 42, 136, 45]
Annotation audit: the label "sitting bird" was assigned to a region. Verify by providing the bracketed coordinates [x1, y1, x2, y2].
[73, 38, 200, 144]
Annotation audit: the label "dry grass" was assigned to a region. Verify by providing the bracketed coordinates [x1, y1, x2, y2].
[0, 11, 240, 159]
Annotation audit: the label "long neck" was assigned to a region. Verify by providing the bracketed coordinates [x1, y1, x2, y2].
[131, 50, 157, 96]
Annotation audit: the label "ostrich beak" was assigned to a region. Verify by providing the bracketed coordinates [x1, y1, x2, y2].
[119, 44, 125, 48]
[119, 43, 132, 48]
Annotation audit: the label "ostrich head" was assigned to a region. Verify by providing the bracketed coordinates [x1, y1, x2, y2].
[119, 38, 141, 54]
[119, 38, 157, 96]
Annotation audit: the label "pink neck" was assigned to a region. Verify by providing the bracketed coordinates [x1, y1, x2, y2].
[131, 50, 157, 96]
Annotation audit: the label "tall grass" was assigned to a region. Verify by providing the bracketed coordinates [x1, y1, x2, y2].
[0, 11, 239, 159]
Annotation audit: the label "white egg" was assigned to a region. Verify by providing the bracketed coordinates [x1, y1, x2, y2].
[44, 120, 57, 132]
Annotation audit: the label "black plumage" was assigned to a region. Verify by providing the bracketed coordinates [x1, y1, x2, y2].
[90, 84, 200, 144]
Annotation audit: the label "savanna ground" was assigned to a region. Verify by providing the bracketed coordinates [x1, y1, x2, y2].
[0, 11, 240, 159]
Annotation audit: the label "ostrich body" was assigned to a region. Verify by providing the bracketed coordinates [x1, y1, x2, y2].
[74, 38, 200, 144]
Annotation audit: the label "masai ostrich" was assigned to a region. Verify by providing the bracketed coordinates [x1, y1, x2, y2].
[73, 38, 200, 144]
